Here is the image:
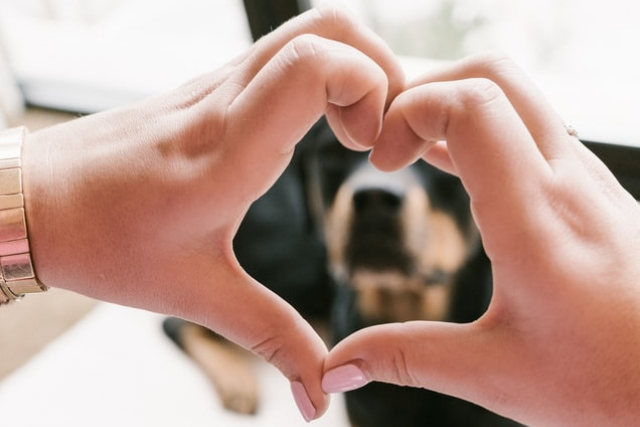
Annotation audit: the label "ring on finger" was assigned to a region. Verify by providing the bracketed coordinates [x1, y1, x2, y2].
[564, 124, 579, 138]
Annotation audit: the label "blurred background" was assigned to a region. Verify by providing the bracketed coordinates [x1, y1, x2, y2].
[0, 0, 638, 425]
[1, 0, 638, 142]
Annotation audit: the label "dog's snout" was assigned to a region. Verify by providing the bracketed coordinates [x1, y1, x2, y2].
[345, 163, 419, 217]
[353, 188, 403, 215]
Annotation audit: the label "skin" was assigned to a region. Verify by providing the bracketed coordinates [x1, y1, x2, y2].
[12, 6, 638, 424]
[19, 7, 405, 421]
[323, 53, 640, 427]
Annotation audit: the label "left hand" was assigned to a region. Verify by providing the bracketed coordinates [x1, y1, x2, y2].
[21, 7, 405, 420]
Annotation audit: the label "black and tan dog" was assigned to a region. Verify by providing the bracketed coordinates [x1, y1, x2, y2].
[163, 118, 524, 426]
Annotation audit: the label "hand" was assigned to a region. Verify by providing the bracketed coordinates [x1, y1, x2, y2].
[20, 7, 404, 421]
[323, 53, 640, 427]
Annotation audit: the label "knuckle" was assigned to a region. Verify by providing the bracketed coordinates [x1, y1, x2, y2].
[373, 328, 421, 387]
[279, 34, 323, 69]
[465, 51, 518, 77]
[290, 34, 321, 60]
[245, 316, 314, 379]
[454, 77, 504, 111]
[250, 334, 283, 365]
[389, 350, 418, 387]
[312, 4, 356, 32]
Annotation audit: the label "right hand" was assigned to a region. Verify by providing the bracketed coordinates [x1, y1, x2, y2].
[323, 53, 640, 427]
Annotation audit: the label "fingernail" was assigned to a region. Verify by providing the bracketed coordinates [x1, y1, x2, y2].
[291, 381, 316, 422]
[322, 364, 369, 393]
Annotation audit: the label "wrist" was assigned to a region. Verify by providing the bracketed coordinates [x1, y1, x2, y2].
[0, 126, 48, 305]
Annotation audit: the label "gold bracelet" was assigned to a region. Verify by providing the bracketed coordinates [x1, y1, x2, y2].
[0, 126, 47, 305]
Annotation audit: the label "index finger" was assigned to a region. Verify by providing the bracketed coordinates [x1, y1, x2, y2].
[370, 76, 554, 260]
[238, 6, 405, 109]
[371, 77, 552, 205]
[230, 6, 405, 154]
[406, 53, 575, 160]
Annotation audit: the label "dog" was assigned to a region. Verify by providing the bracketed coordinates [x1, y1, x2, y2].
[163, 118, 524, 426]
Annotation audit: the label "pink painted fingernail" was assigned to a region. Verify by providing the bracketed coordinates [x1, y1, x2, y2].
[322, 364, 369, 393]
[291, 381, 316, 422]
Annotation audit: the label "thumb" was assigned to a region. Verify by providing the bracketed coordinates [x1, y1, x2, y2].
[322, 320, 509, 409]
[170, 250, 330, 422]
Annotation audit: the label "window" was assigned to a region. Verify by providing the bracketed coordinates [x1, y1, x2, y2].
[0, 0, 252, 112]
[313, 0, 640, 148]
[1, 0, 639, 149]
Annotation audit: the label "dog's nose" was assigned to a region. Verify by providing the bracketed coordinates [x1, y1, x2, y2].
[353, 188, 403, 215]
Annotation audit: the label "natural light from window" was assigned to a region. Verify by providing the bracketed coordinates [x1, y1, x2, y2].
[1, 0, 638, 145]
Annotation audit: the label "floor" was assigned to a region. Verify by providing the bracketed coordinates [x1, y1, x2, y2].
[0, 107, 98, 380]
[0, 301, 351, 427]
